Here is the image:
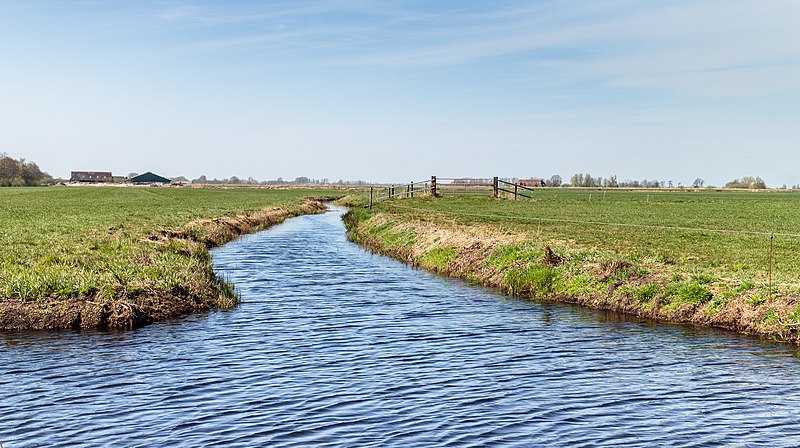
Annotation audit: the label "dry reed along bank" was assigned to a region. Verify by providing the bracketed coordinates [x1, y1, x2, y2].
[0, 187, 338, 330]
[344, 190, 800, 343]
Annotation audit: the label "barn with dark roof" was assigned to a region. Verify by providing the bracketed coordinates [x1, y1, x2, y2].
[130, 172, 171, 184]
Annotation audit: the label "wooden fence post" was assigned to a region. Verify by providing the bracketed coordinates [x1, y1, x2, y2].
[769, 233, 774, 299]
[407, 184, 410, 198]
[514, 183, 518, 200]
[493, 177, 498, 198]
[431, 176, 437, 197]
[411, 181, 414, 198]
[369, 187, 373, 209]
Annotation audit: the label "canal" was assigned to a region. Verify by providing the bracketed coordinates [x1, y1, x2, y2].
[3, 206, 800, 446]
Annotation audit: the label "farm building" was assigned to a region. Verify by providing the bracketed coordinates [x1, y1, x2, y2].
[130, 172, 171, 184]
[517, 178, 546, 187]
[70, 171, 113, 183]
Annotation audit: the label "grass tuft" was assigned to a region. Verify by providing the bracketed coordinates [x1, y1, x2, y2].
[633, 284, 661, 303]
[505, 264, 559, 298]
[417, 247, 458, 271]
[486, 243, 541, 270]
[667, 283, 713, 306]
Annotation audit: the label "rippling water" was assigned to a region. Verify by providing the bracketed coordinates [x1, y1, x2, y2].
[4, 206, 800, 447]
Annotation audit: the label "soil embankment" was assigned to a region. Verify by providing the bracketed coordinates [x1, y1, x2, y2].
[344, 208, 800, 343]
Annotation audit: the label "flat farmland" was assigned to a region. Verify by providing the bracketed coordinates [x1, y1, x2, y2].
[376, 189, 800, 286]
[346, 188, 800, 341]
[0, 186, 336, 329]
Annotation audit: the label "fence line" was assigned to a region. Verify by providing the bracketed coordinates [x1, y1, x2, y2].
[369, 176, 546, 208]
[367, 184, 800, 295]
[367, 176, 798, 238]
[497, 178, 538, 200]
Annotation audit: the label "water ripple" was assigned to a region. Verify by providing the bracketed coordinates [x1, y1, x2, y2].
[4, 206, 800, 446]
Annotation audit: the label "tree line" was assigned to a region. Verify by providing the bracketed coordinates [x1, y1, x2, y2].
[0, 153, 52, 186]
[563, 173, 693, 188]
[548, 173, 769, 189]
[723, 176, 767, 189]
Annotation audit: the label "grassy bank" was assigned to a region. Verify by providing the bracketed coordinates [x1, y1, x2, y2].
[344, 190, 800, 342]
[0, 186, 336, 330]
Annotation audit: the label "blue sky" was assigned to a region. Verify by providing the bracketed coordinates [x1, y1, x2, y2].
[1, 0, 799, 185]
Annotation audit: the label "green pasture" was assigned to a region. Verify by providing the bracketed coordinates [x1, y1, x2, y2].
[0, 186, 334, 303]
[370, 189, 800, 289]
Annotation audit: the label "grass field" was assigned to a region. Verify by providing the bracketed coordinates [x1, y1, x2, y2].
[0, 186, 336, 329]
[374, 189, 800, 286]
[345, 189, 800, 341]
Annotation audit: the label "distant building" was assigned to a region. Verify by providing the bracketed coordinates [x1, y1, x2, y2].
[71, 171, 113, 183]
[517, 178, 546, 187]
[130, 172, 171, 184]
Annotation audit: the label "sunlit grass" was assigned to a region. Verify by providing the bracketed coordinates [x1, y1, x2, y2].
[370, 190, 800, 287]
[345, 189, 800, 341]
[0, 186, 336, 328]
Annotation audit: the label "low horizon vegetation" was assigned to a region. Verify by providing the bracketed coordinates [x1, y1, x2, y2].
[0, 151, 794, 189]
[0, 153, 52, 186]
[560, 173, 779, 189]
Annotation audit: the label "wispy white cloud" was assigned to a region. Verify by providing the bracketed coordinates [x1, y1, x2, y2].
[152, 0, 800, 98]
